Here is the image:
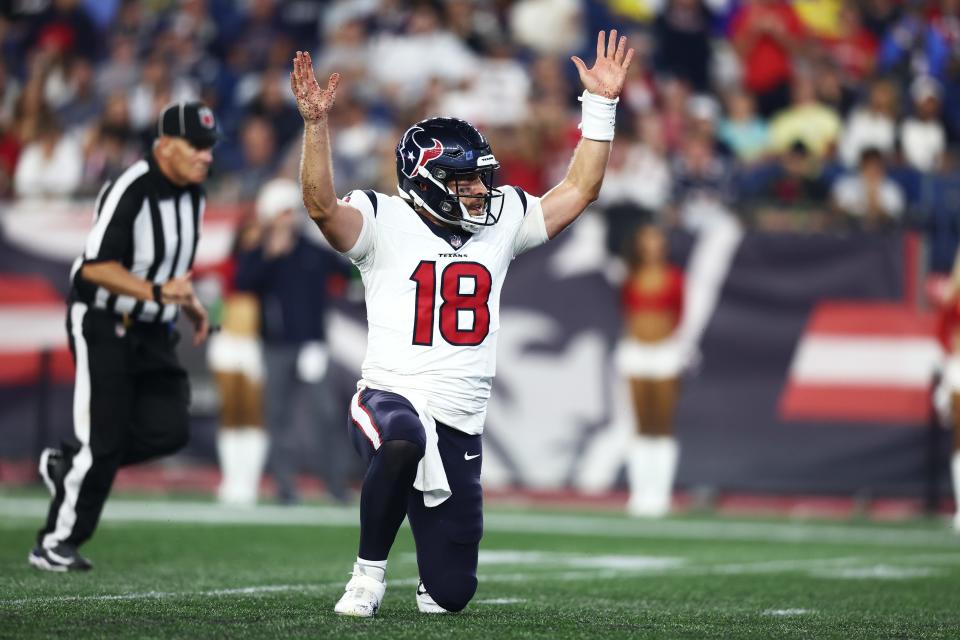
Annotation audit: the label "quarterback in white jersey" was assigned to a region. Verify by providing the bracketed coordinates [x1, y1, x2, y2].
[290, 30, 635, 617]
[342, 177, 546, 434]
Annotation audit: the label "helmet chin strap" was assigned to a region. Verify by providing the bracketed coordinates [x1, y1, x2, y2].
[407, 188, 466, 230]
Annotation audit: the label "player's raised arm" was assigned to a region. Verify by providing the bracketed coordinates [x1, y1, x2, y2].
[290, 51, 364, 253]
[540, 30, 634, 239]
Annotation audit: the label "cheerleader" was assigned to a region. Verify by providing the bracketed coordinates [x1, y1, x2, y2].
[615, 223, 685, 517]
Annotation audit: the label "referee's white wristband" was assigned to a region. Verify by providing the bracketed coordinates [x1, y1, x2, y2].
[578, 90, 618, 141]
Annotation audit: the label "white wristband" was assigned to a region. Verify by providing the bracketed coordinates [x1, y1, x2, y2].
[578, 90, 618, 141]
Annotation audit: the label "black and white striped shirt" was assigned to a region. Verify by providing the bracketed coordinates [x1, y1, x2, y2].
[70, 153, 205, 322]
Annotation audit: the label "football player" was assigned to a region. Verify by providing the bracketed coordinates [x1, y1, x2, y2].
[290, 30, 634, 616]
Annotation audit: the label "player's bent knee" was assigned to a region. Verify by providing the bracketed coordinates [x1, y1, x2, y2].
[375, 439, 424, 473]
[426, 571, 477, 613]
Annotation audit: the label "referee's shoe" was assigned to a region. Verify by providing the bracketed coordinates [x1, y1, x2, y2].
[29, 544, 93, 572]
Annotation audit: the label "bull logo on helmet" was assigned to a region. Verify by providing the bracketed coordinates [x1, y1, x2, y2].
[398, 126, 444, 180]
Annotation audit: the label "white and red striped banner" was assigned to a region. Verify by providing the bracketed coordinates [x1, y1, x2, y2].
[780, 303, 942, 424]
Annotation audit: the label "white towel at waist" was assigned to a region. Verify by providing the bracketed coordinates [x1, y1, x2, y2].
[358, 380, 452, 507]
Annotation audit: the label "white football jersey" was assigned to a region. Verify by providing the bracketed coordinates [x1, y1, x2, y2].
[342, 186, 548, 434]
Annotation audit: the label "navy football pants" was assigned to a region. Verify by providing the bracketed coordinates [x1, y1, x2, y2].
[348, 388, 483, 612]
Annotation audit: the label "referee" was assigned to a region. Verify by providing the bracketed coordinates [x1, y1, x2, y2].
[29, 101, 219, 572]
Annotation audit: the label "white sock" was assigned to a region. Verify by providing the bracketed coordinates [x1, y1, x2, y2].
[627, 435, 677, 517]
[356, 557, 387, 582]
[216, 430, 243, 504]
[627, 435, 656, 516]
[239, 427, 268, 505]
[652, 437, 679, 516]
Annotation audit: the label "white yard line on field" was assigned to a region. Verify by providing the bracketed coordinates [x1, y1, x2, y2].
[3, 552, 958, 608]
[1, 497, 959, 548]
[475, 598, 527, 605]
[762, 608, 816, 616]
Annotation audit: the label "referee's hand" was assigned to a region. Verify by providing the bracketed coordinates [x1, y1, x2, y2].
[183, 296, 210, 346]
[160, 273, 196, 306]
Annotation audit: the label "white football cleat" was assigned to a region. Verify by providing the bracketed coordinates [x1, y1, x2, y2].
[334, 564, 386, 617]
[416, 580, 449, 614]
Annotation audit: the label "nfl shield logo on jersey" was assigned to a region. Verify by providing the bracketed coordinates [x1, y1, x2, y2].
[450, 235, 463, 249]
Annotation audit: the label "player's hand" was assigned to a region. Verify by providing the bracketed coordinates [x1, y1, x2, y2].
[570, 30, 635, 99]
[290, 51, 339, 123]
[183, 296, 210, 346]
[160, 272, 196, 306]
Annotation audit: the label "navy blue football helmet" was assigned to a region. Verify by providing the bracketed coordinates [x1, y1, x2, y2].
[396, 117, 504, 233]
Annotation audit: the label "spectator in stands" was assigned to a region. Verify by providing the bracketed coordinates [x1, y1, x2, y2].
[616, 223, 685, 518]
[368, 1, 477, 108]
[900, 76, 946, 173]
[485, 123, 547, 196]
[329, 92, 392, 194]
[108, 0, 155, 44]
[219, 0, 286, 74]
[831, 147, 904, 230]
[749, 140, 829, 231]
[613, 112, 672, 214]
[79, 91, 142, 196]
[769, 70, 842, 161]
[653, 0, 714, 93]
[659, 76, 693, 154]
[878, 0, 950, 83]
[719, 88, 769, 165]
[818, 2, 878, 86]
[861, 0, 901, 39]
[599, 112, 673, 251]
[812, 58, 858, 117]
[730, 0, 807, 117]
[13, 110, 82, 199]
[671, 132, 738, 231]
[619, 31, 657, 116]
[244, 68, 302, 152]
[54, 57, 101, 131]
[316, 7, 374, 87]
[509, 0, 585, 56]
[128, 53, 197, 133]
[24, 0, 102, 63]
[839, 77, 898, 167]
[235, 178, 352, 505]
[687, 94, 731, 157]
[96, 36, 139, 97]
[446, 0, 505, 54]
[930, 0, 960, 52]
[214, 115, 279, 202]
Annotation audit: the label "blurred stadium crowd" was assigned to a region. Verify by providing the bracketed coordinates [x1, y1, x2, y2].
[1, 0, 959, 264]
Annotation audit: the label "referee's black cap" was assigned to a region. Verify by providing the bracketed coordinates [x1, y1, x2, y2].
[157, 101, 222, 149]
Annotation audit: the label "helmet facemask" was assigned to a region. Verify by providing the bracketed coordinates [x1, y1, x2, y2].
[414, 164, 504, 233]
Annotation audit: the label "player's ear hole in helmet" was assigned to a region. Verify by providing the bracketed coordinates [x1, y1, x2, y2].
[395, 117, 504, 233]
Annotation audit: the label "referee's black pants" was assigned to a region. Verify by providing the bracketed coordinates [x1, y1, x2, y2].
[37, 303, 190, 549]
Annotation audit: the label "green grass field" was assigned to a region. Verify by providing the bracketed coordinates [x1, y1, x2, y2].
[2, 492, 959, 639]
